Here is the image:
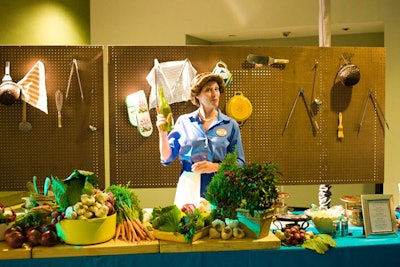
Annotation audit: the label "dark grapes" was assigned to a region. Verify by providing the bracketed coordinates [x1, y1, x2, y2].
[275, 225, 310, 246]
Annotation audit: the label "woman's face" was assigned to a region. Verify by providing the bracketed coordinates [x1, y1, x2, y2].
[197, 81, 220, 109]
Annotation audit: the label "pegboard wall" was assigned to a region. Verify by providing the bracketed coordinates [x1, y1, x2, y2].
[108, 46, 385, 188]
[0, 46, 105, 191]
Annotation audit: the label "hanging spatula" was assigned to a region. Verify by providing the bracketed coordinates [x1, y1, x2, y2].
[55, 90, 64, 128]
[247, 54, 289, 67]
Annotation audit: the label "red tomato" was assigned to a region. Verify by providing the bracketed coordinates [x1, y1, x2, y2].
[181, 203, 196, 213]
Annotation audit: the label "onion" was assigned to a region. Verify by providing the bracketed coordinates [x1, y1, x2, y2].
[104, 201, 115, 215]
[40, 230, 59, 247]
[26, 228, 42, 246]
[4, 227, 21, 240]
[5, 230, 25, 248]
[40, 224, 57, 234]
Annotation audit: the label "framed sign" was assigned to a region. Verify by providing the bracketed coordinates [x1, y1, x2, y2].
[361, 194, 398, 238]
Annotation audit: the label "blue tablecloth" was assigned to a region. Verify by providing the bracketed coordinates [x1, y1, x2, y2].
[2, 222, 399, 267]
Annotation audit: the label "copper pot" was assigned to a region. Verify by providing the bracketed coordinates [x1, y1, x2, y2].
[338, 64, 360, 86]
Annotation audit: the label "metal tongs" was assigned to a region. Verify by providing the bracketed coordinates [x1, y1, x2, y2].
[283, 88, 319, 135]
[358, 89, 389, 132]
[65, 58, 84, 103]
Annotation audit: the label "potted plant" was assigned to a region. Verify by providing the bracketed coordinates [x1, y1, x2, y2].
[205, 150, 282, 238]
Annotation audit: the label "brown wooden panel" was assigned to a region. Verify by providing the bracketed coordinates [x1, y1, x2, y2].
[0, 46, 105, 191]
[108, 46, 384, 187]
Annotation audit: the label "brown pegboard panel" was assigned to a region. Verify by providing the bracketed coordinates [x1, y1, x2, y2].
[0, 46, 105, 191]
[108, 46, 191, 188]
[108, 46, 385, 188]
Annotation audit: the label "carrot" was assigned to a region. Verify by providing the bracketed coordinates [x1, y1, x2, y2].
[115, 223, 122, 241]
[124, 221, 132, 242]
[127, 220, 139, 242]
[131, 220, 146, 240]
[120, 221, 127, 241]
[31, 205, 52, 213]
[137, 220, 156, 241]
[137, 221, 148, 239]
[134, 219, 145, 230]
[145, 229, 156, 241]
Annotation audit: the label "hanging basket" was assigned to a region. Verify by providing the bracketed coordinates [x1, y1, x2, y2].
[236, 208, 274, 239]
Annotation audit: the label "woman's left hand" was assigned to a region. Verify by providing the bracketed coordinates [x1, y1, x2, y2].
[191, 161, 220, 174]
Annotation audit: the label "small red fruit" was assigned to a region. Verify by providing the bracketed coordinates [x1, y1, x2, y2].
[293, 232, 301, 240]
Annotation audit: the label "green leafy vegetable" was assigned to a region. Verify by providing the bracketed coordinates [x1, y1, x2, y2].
[51, 176, 68, 210]
[179, 209, 212, 243]
[150, 205, 212, 243]
[14, 209, 52, 229]
[150, 205, 182, 232]
[52, 170, 99, 211]
[301, 234, 337, 254]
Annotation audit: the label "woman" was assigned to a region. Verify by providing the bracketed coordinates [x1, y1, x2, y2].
[156, 72, 245, 208]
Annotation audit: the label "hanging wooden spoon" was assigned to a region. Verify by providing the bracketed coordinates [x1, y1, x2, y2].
[19, 101, 32, 132]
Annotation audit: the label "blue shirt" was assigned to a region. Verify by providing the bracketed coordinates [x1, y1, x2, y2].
[161, 109, 245, 195]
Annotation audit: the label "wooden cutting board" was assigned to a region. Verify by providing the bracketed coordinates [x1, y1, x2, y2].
[159, 232, 281, 253]
[31, 239, 159, 258]
[0, 242, 31, 260]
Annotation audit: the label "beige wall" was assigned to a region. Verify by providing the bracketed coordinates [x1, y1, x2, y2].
[90, 0, 400, 209]
[0, 0, 90, 45]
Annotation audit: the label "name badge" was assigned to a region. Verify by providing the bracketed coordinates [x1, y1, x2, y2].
[216, 128, 227, 137]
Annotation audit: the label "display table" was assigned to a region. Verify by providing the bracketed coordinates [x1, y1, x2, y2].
[1, 224, 399, 267]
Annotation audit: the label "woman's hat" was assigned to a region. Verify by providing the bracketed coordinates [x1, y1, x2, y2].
[190, 72, 225, 93]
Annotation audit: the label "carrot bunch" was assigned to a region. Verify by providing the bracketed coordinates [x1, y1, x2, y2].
[114, 203, 155, 242]
[106, 184, 156, 242]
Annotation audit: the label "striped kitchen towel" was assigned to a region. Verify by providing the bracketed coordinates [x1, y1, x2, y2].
[18, 60, 48, 114]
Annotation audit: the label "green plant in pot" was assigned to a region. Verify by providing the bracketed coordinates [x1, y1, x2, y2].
[205, 149, 282, 220]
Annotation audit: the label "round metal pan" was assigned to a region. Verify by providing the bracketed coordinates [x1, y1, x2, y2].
[225, 91, 252, 126]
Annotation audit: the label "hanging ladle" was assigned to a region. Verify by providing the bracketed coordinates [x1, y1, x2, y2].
[311, 59, 322, 106]
[0, 61, 21, 105]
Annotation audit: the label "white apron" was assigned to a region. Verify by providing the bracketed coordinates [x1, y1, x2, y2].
[174, 171, 201, 209]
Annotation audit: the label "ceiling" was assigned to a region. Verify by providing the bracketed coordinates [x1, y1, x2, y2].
[184, 0, 385, 43]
